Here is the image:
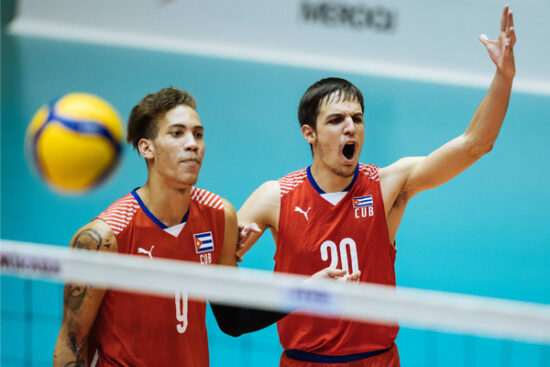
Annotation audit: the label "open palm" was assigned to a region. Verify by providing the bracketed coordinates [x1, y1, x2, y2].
[479, 5, 516, 78]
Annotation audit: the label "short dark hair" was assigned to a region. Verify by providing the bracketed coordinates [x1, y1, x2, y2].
[127, 87, 197, 149]
[298, 77, 364, 130]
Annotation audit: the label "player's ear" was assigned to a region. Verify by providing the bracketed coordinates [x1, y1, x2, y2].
[301, 124, 317, 144]
[138, 138, 154, 159]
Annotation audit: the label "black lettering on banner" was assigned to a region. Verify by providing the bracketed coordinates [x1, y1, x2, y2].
[300, 1, 397, 32]
[1, 252, 61, 275]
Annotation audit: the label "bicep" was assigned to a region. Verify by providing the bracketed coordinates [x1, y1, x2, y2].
[237, 181, 280, 254]
[403, 134, 479, 197]
[238, 181, 280, 229]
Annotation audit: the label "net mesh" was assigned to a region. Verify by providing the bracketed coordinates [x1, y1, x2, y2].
[1, 240, 550, 367]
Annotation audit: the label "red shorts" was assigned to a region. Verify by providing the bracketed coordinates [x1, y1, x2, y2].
[279, 344, 400, 367]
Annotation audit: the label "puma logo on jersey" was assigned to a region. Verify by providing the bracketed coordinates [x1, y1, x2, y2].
[294, 206, 311, 220]
[138, 245, 155, 260]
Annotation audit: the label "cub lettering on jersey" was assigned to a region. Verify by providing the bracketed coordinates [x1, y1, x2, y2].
[320, 237, 360, 275]
[200, 253, 212, 265]
[353, 195, 374, 219]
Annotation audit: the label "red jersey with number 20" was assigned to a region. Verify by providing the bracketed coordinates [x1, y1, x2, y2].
[91, 187, 224, 367]
[275, 164, 399, 356]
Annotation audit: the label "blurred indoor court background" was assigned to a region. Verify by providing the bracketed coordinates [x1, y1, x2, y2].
[1, 0, 549, 366]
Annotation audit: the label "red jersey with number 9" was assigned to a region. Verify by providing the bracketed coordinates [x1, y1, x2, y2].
[275, 164, 399, 356]
[90, 187, 224, 367]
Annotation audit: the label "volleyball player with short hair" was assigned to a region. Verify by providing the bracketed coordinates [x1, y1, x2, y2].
[53, 88, 286, 366]
[237, 6, 516, 366]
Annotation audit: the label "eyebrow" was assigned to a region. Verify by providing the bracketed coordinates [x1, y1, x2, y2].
[325, 112, 363, 119]
[168, 123, 204, 131]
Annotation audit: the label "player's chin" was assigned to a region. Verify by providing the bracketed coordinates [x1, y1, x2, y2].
[333, 162, 356, 178]
[177, 171, 200, 186]
[339, 154, 357, 170]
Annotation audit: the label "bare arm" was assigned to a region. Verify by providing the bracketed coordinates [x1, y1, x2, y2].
[216, 198, 239, 267]
[236, 180, 280, 257]
[53, 220, 117, 367]
[382, 6, 516, 209]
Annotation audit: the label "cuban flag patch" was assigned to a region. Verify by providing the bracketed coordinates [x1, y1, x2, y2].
[194, 231, 214, 253]
[352, 195, 373, 208]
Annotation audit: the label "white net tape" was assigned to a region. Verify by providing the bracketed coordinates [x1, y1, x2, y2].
[1, 239, 549, 344]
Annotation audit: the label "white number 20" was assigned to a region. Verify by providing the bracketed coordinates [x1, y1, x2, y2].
[320, 237, 359, 274]
[175, 290, 188, 334]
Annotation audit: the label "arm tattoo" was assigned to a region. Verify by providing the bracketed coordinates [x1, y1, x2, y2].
[102, 237, 113, 250]
[63, 284, 87, 312]
[64, 228, 104, 312]
[64, 319, 86, 367]
[71, 229, 102, 251]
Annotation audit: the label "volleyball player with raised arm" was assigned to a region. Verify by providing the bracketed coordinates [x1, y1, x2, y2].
[53, 88, 288, 367]
[238, 6, 516, 366]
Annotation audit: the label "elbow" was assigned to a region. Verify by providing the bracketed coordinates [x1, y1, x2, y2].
[473, 141, 494, 158]
[226, 330, 244, 338]
[218, 323, 244, 337]
[211, 303, 245, 337]
[464, 135, 494, 159]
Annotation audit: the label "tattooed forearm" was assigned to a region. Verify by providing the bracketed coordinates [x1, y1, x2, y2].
[72, 229, 103, 251]
[63, 284, 87, 312]
[62, 319, 86, 367]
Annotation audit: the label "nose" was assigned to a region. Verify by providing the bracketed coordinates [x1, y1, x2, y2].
[184, 132, 199, 151]
[343, 116, 356, 136]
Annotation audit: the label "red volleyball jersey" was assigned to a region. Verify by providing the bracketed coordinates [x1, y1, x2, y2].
[275, 164, 399, 356]
[90, 187, 224, 367]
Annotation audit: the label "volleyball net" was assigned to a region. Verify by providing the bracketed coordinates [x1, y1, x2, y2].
[2, 238, 550, 348]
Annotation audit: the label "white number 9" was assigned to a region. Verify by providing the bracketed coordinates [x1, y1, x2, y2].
[175, 290, 188, 334]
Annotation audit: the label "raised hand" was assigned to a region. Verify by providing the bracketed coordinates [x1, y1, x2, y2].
[479, 5, 516, 78]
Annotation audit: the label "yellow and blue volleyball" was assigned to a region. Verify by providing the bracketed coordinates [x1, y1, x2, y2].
[26, 92, 124, 194]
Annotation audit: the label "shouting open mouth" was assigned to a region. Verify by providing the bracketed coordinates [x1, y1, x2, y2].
[342, 142, 356, 161]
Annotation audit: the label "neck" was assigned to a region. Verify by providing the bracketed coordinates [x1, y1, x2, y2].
[310, 161, 356, 193]
[137, 179, 192, 227]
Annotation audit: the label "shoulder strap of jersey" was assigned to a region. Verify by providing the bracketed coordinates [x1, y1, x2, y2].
[279, 168, 308, 196]
[190, 187, 224, 210]
[97, 193, 140, 235]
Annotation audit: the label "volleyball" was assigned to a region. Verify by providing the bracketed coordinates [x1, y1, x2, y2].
[25, 92, 124, 194]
